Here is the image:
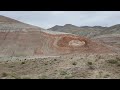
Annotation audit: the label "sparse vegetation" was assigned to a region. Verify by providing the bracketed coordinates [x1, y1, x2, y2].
[104, 74, 110, 78]
[87, 62, 93, 65]
[10, 73, 21, 79]
[65, 75, 73, 79]
[106, 58, 120, 68]
[60, 71, 67, 75]
[116, 57, 120, 61]
[21, 61, 25, 65]
[107, 59, 118, 64]
[117, 64, 120, 67]
[44, 63, 48, 65]
[72, 61, 77, 65]
[54, 59, 57, 61]
[1, 72, 8, 77]
[9, 65, 15, 68]
[87, 62, 95, 70]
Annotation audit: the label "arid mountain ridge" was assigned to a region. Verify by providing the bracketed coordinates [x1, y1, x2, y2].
[0, 15, 118, 58]
[48, 24, 120, 38]
[0, 15, 43, 32]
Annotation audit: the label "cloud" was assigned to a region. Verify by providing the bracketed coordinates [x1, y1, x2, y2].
[51, 11, 65, 15]
[0, 11, 120, 28]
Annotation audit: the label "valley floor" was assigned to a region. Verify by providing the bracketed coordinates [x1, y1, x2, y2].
[0, 53, 120, 79]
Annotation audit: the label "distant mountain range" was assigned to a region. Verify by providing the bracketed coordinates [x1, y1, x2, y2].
[48, 24, 120, 38]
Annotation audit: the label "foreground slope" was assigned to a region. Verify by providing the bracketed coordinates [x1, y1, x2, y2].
[0, 53, 120, 79]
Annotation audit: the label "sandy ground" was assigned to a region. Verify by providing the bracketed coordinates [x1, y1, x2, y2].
[0, 53, 120, 79]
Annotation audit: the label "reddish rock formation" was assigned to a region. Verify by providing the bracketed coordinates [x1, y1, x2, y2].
[0, 15, 112, 57]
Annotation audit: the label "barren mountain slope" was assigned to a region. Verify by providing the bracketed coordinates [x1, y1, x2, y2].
[92, 34, 120, 53]
[48, 24, 120, 38]
[48, 24, 106, 38]
[0, 16, 113, 57]
[48, 24, 120, 53]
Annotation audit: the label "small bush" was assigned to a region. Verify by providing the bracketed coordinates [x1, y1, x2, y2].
[21, 62, 25, 65]
[54, 59, 57, 61]
[117, 64, 120, 67]
[45, 69, 49, 71]
[87, 62, 92, 65]
[116, 57, 120, 61]
[72, 62, 77, 65]
[44, 63, 48, 65]
[1, 72, 8, 77]
[87, 62, 95, 70]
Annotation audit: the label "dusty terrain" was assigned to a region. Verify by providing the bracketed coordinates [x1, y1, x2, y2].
[0, 53, 120, 79]
[0, 15, 120, 79]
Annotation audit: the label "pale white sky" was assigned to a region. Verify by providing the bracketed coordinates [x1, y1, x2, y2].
[0, 11, 120, 29]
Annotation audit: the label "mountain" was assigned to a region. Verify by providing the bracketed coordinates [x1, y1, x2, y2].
[0, 15, 21, 23]
[92, 24, 120, 52]
[0, 15, 112, 57]
[0, 15, 42, 32]
[48, 24, 120, 52]
[99, 24, 120, 35]
[48, 24, 107, 38]
[48, 24, 120, 37]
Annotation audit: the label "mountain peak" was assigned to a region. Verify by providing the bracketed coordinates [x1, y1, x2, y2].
[0, 15, 21, 23]
[0, 15, 43, 31]
[110, 24, 120, 28]
[48, 25, 62, 31]
[64, 24, 77, 27]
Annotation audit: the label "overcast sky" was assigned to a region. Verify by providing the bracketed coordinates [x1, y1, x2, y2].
[0, 11, 120, 29]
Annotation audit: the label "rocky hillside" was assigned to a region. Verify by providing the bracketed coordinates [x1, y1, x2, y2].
[48, 24, 120, 52]
[48, 24, 107, 38]
[0, 15, 113, 57]
[0, 15, 43, 32]
[100, 24, 120, 35]
[48, 24, 120, 38]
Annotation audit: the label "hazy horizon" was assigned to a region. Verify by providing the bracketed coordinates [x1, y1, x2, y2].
[0, 11, 120, 29]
